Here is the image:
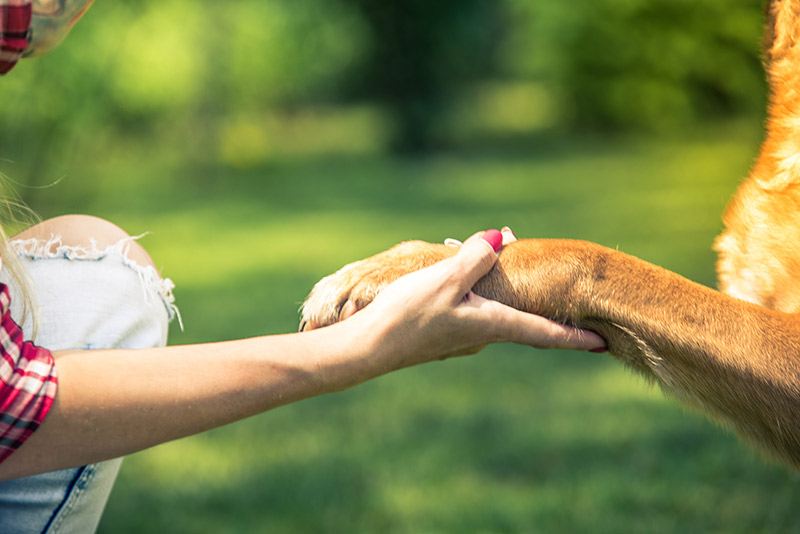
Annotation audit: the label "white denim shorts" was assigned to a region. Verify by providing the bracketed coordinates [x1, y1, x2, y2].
[0, 235, 178, 533]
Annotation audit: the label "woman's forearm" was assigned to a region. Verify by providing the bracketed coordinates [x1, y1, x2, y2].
[0, 323, 370, 482]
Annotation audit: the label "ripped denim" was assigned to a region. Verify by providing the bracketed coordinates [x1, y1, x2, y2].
[0, 235, 178, 533]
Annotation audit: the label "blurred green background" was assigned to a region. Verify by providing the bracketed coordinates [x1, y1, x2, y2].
[4, 0, 800, 532]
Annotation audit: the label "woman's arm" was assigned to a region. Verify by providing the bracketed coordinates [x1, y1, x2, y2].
[2, 327, 365, 481]
[0, 232, 604, 481]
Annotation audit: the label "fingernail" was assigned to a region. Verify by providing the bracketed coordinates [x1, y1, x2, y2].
[500, 226, 516, 239]
[481, 229, 503, 252]
[589, 347, 608, 353]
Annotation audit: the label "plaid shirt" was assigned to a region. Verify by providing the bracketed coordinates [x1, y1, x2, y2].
[0, 284, 57, 463]
[0, 1, 32, 74]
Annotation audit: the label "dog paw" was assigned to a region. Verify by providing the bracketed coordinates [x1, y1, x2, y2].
[299, 240, 452, 331]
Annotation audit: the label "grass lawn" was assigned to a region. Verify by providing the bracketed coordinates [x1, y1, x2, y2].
[23, 121, 800, 532]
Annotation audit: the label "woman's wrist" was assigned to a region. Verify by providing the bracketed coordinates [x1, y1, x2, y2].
[299, 315, 389, 394]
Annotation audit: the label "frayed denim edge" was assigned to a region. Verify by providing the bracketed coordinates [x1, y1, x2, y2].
[8, 234, 183, 330]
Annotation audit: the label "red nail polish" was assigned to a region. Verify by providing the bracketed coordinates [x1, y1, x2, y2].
[481, 229, 503, 252]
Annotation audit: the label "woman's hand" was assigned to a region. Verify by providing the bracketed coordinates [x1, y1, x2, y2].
[331, 229, 607, 378]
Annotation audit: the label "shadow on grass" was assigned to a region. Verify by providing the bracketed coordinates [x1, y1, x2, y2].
[102, 372, 800, 533]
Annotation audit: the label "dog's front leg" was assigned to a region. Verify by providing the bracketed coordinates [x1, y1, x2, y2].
[302, 238, 800, 468]
[473, 239, 800, 468]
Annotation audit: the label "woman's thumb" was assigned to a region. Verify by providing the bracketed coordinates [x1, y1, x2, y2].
[449, 229, 503, 290]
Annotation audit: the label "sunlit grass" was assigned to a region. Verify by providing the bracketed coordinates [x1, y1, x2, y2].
[42, 121, 797, 533]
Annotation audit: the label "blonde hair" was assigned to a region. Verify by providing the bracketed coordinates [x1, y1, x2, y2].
[0, 180, 39, 334]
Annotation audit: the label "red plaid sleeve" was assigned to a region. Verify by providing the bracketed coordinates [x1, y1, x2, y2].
[0, 1, 32, 74]
[0, 284, 57, 463]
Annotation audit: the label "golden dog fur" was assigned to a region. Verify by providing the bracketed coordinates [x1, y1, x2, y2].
[301, 0, 800, 468]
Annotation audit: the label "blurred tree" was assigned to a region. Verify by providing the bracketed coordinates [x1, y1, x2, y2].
[0, 0, 769, 182]
[499, 0, 766, 133]
[343, 0, 502, 153]
[0, 0, 368, 196]
[552, 0, 764, 132]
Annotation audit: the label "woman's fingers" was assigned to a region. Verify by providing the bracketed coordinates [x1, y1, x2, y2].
[326, 227, 609, 354]
[500, 226, 517, 245]
[460, 293, 607, 351]
[437, 230, 608, 352]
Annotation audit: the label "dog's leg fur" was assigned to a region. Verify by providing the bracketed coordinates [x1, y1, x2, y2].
[301, 239, 800, 467]
[301, 0, 800, 468]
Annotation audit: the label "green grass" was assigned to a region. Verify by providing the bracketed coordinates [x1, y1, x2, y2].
[27, 122, 800, 533]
